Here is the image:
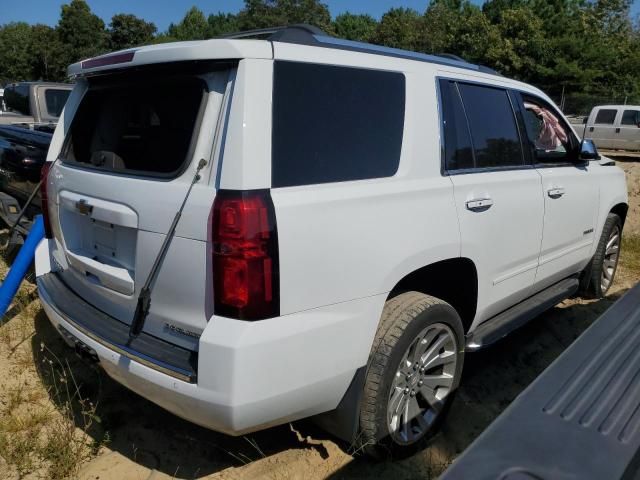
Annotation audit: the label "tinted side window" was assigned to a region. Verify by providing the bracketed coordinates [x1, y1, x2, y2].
[458, 83, 523, 168]
[44, 89, 70, 117]
[272, 62, 405, 188]
[595, 109, 617, 125]
[621, 110, 640, 126]
[440, 80, 474, 171]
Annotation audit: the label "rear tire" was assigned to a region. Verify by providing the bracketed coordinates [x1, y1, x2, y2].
[585, 213, 622, 299]
[358, 292, 464, 459]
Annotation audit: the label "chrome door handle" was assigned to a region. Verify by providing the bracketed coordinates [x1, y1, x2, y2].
[466, 198, 493, 211]
[547, 187, 565, 198]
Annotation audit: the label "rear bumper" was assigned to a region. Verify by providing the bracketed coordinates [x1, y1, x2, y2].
[37, 268, 385, 436]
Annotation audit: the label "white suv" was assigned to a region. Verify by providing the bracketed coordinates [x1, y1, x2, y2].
[36, 25, 628, 457]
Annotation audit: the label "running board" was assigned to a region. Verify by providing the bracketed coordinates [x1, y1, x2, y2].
[466, 277, 580, 351]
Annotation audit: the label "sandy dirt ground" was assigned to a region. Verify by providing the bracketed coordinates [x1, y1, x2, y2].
[1, 157, 639, 480]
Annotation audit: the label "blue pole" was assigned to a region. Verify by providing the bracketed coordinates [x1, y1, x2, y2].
[0, 215, 44, 317]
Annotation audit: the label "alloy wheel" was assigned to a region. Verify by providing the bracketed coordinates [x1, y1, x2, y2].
[387, 322, 458, 445]
[601, 224, 621, 293]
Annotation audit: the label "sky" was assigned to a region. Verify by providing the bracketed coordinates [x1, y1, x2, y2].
[2, 0, 639, 31]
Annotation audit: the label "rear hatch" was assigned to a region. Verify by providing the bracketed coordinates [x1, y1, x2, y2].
[48, 63, 233, 350]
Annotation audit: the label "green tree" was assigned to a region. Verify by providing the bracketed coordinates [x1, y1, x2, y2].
[109, 14, 156, 50]
[333, 12, 377, 41]
[57, 0, 107, 64]
[29, 24, 66, 81]
[168, 6, 210, 40]
[490, 7, 548, 80]
[238, 0, 332, 32]
[373, 8, 423, 51]
[0, 22, 33, 83]
[207, 13, 240, 37]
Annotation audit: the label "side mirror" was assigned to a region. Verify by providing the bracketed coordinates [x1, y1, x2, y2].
[579, 139, 600, 161]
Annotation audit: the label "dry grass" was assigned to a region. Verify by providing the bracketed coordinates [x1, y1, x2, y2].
[621, 233, 640, 278]
[0, 275, 106, 480]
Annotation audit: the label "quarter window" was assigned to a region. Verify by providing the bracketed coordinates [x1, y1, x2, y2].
[595, 109, 617, 125]
[271, 61, 405, 188]
[457, 83, 523, 169]
[621, 109, 640, 126]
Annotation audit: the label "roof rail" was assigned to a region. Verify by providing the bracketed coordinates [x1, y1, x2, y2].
[221, 24, 500, 76]
[221, 24, 325, 41]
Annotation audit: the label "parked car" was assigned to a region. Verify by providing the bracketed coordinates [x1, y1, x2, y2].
[0, 82, 71, 253]
[0, 124, 51, 251]
[580, 104, 640, 151]
[35, 25, 628, 458]
[1, 82, 73, 132]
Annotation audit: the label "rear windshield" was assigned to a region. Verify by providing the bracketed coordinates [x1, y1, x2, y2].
[62, 76, 206, 176]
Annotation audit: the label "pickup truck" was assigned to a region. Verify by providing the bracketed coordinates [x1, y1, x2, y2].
[1, 82, 72, 133]
[578, 105, 640, 152]
[0, 82, 70, 255]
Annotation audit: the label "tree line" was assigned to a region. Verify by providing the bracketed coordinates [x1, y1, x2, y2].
[1, 0, 639, 107]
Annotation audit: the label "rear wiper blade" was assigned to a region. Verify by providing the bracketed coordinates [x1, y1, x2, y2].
[128, 158, 207, 343]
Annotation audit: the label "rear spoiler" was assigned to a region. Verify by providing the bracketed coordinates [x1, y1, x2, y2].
[68, 39, 273, 78]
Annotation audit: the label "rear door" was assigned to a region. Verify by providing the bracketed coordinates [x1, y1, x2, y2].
[615, 108, 640, 151]
[48, 65, 233, 349]
[440, 79, 544, 324]
[519, 93, 599, 289]
[587, 107, 619, 150]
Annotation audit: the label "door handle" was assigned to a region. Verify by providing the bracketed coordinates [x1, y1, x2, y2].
[466, 198, 493, 211]
[616, 127, 621, 133]
[589, 126, 594, 132]
[547, 187, 565, 198]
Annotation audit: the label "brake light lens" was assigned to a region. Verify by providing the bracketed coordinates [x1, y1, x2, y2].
[212, 190, 279, 320]
[40, 162, 53, 239]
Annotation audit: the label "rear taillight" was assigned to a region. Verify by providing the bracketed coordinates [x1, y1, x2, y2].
[212, 190, 279, 320]
[40, 162, 53, 239]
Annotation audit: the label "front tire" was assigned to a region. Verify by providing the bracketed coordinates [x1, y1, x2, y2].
[586, 213, 622, 298]
[358, 292, 464, 459]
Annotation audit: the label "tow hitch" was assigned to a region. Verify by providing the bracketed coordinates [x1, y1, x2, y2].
[58, 326, 99, 364]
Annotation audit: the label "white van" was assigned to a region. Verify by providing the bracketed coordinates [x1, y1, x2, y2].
[35, 25, 628, 457]
[581, 105, 640, 151]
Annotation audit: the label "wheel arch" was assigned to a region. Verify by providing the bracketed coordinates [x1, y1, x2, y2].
[387, 257, 478, 334]
[610, 202, 629, 227]
[312, 257, 478, 443]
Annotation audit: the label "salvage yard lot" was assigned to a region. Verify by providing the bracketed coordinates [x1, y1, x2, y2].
[1, 158, 639, 480]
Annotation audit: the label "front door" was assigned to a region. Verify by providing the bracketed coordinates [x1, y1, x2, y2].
[587, 107, 619, 150]
[520, 93, 599, 289]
